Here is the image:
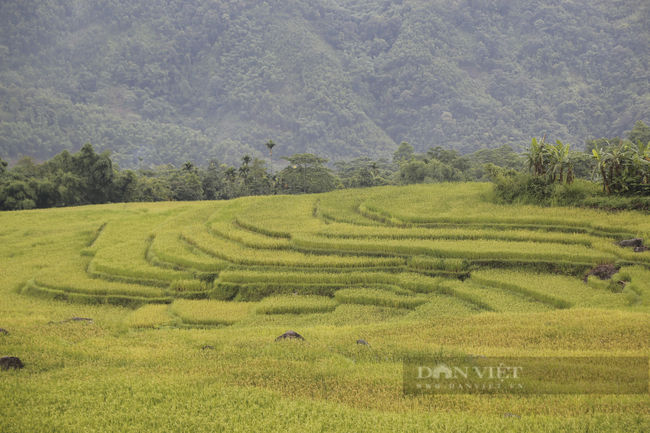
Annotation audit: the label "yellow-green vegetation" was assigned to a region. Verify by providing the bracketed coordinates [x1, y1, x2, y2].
[208, 199, 293, 250]
[444, 279, 555, 313]
[318, 222, 601, 246]
[319, 189, 381, 226]
[254, 295, 338, 315]
[220, 270, 402, 285]
[125, 304, 174, 328]
[169, 279, 212, 292]
[183, 224, 403, 268]
[293, 233, 615, 264]
[471, 269, 629, 309]
[171, 299, 253, 326]
[153, 231, 230, 272]
[335, 288, 429, 309]
[361, 183, 648, 236]
[3, 184, 650, 431]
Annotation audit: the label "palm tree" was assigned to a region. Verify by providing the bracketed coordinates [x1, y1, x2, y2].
[239, 154, 251, 195]
[524, 136, 547, 176]
[224, 166, 237, 198]
[591, 147, 612, 195]
[547, 140, 579, 184]
[634, 139, 650, 185]
[265, 140, 276, 174]
[182, 161, 195, 173]
[241, 154, 252, 167]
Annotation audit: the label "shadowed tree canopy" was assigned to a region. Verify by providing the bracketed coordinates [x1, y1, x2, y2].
[280, 153, 335, 194]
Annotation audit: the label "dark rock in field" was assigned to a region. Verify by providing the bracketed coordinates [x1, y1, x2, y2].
[0, 328, 8, 335]
[0, 356, 24, 370]
[202, 345, 215, 350]
[583, 264, 618, 283]
[503, 413, 521, 419]
[356, 339, 371, 347]
[634, 246, 648, 253]
[61, 317, 93, 323]
[617, 238, 644, 248]
[276, 330, 305, 341]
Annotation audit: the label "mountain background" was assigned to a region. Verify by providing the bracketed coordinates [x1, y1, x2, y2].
[1, 0, 649, 168]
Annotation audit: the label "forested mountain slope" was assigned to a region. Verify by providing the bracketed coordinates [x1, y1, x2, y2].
[1, 0, 649, 167]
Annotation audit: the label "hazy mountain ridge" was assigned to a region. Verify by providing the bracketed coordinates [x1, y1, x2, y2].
[0, 0, 649, 167]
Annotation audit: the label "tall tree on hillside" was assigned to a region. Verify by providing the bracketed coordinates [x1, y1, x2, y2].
[72, 143, 115, 204]
[627, 121, 650, 147]
[239, 154, 252, 195]
[393, 142, 414, 163]
[224, 166, 237, 198]
[265, 140, 276, 176]
[0, 157, 8, 178]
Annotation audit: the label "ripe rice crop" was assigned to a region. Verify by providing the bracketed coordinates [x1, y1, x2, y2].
[152, 232, 230, 272]
[125, 304, 173, 328]
[449, 280, 555, 313]
[407, 256, 467, 272]
[219, 270, 401, 285]
[334, 288, 428, 309]
[362, 184, 648, 237]
[5, 184, 650, 431]
[35, 267, 167, 298]
[619, 266, 650, 307]
[86, 203, 204, 283]
[91, 255, 192, 283]
[402, 293, 482, 319]
[253, 295, 338, 315]
[397, 273, 446, 293]
[183, 225, 403, 268]
[471, 269, 627, 309]
[207, 198, 292, 249]
[210, 222, 292, 250]
[235, 195, 326, 238]
[591, 240, 650, 264]
[317, 222, 602, 246]
[21, 279, 172, 307]
[169, 279, 212, 292]
[292, 234, 615, 264]
[171, 299, 253, 325]
[319, 189, 381, 226]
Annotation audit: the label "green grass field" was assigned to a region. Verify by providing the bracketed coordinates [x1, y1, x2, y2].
[1, 183, 649, 431]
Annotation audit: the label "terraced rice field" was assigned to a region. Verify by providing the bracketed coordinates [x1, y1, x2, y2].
[2, 183, 650, 431]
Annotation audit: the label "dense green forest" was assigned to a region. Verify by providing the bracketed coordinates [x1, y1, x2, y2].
[1, 0, 649, 168]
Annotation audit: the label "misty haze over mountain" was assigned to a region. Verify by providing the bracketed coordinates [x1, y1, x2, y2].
[1, 0, 649, 168]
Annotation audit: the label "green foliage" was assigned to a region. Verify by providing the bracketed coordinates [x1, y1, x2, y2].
[279, 153, 336, 195]
[489, 127, 650, 208]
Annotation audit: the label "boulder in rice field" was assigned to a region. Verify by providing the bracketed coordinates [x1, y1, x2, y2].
[276, 330, 305, 341]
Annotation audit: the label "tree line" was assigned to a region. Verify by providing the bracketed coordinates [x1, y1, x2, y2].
[0, 140, 523, 211]
[3, 121, 649, 212]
